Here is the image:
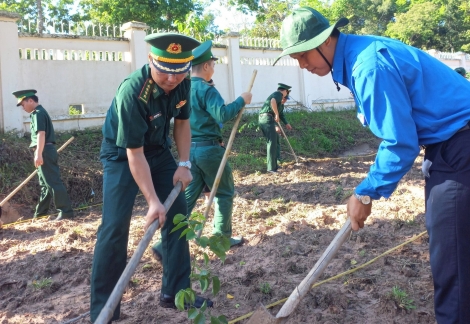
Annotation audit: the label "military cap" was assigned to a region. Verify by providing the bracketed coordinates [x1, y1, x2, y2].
[455, 67, 467, 77]
[12, 89, 37, 106]
[192, 40, 219, 66]
[274, 7, 348, 65]
[145, 33, 200, 74]
[277, 83, 292, 91]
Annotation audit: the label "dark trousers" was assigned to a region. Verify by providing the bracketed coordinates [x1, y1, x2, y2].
[424, 130, 470, 324]
[259, 114, 281, 171]
[35, 145, 73, 218]
[90, 141, 190, 322]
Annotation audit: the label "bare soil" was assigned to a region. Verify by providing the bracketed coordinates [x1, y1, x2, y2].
[0, 150, 436, 324]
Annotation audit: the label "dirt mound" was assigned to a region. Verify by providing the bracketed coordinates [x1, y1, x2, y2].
[0, 151, 436, 324]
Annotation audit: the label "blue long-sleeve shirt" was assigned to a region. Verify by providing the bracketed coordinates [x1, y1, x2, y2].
[332, 33, 470, 199]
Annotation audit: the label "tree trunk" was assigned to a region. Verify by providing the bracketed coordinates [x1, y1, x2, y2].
[37, 0, 43, 34]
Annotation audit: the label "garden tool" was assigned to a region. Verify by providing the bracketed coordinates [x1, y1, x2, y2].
[0, 136, 75, 219]
[94, 181, 182, 324]
[246, 219, 352, 324]
[276, 122, 298, 164]
[196, 69, 258, 238]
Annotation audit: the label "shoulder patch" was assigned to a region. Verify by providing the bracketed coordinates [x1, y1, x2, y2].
[138, 78, 155, 104]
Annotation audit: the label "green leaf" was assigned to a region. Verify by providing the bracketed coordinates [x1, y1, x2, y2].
[200, 277, 209, 293]
[186, 230, 198, 240]
[211, 316, 222, 324]
[179, 227, 191, 239]
[185, 288, 196, 305]
[188, 308, 198, 320]
[220, 236, 231, 251]
[194, 312, 206, 324]
[200, 300, 207, 312]
[217, 315, 228, 324]
[203, 253, 210, 266]
[212, 276, 221, 295]
[175, 291, 186, 311]
[170, 221, 187, 234]
[173, 213, 187, 225]
[197, 236, 209, 248]
[200, 269, 209, 276]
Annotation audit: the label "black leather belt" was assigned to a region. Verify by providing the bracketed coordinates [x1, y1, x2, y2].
[259, 113, 274, 117]
[191, 140, 219, 148]
[144, 144, 164, 152]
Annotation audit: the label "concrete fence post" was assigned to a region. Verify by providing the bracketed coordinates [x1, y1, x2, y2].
[0, 11, 23, 134]
[220, 32, 242, 102]
[121, 21, 149, 72]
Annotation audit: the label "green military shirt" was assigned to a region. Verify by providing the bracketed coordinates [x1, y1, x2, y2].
[190, 77, 245, 142]
[29, 105, 55, 147]
[103, 64, 191, 148]
[259, 91, 289, 125]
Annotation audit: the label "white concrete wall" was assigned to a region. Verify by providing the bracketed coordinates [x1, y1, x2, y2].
[0, 14, 467, 134]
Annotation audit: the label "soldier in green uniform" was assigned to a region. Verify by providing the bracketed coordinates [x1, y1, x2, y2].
[183, 40, 251, 247]
[89, 33, 212, 323]
[12, 90, 74, 220]
[258, 84, 293, 173]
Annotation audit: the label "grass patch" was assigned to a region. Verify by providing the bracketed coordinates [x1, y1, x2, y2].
[1, 108, 376, 217]
[222, 108, 376, 173]
[390, 286, 416, 310]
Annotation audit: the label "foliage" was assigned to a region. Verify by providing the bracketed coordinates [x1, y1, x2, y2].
[32, 277, 53, 289]
[390, 286, 416, 310]
[78, 0, 196, 30]
[247, 0, 295, 38]
[2, 0, 80, 33]
[175, 10, 217, 41]
[172, 212, 230, 324]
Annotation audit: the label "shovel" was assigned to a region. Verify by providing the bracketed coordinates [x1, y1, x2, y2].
[94, 181, 182, 324]
[246, 219, 352, 324]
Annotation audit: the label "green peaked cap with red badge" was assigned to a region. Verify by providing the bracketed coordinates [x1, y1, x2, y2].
[12, 89, 37, 106]
[145, 32, 200, 74]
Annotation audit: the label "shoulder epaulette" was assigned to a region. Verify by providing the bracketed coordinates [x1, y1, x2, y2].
[138, 78, 155, 104]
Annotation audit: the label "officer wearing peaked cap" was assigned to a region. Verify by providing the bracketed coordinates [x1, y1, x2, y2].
[176, 40, 251, 248]
[258, 83, 293, 173]
[90, 33, 213, 323]
[278, 7, 470, 323]
[12, 89, 74, 221]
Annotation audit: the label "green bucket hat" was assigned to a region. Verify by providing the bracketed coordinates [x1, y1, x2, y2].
[274, 7, 348, 65]
[12, 89, 37, 106]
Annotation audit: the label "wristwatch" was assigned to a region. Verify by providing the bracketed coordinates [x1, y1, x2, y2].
[178, 161, 191, 170]
[354, 192, 371, 204]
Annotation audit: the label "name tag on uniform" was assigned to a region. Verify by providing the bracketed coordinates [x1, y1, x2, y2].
[149, 112, 162, 121]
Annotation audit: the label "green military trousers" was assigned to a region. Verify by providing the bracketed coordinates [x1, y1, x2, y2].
[90, 141, 190, 322]
[259, 114, 281, 172]
[35, 144, 73, 218]
[185, 144, 234, 237]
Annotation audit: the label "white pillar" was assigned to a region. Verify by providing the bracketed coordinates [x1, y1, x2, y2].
[221, 32, 242, 102]
[121, 21, 149, 72]
[0, 11, 23, 134]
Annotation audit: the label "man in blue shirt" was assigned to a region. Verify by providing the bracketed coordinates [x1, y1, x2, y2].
[275, 7, 470, 324]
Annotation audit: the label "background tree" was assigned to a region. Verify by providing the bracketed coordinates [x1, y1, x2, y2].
[79, 0, 195, 30]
